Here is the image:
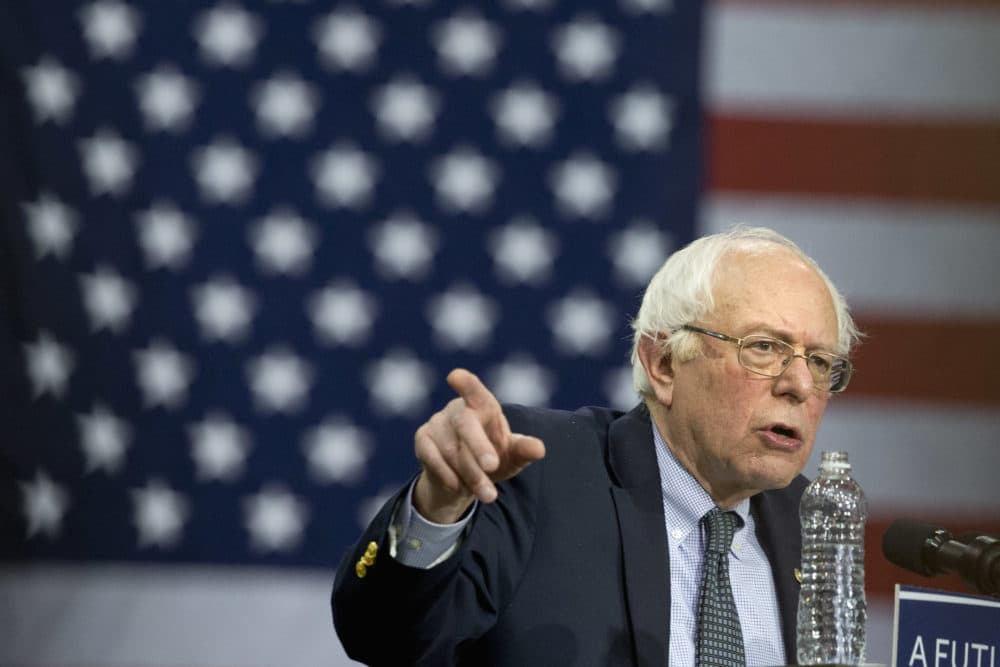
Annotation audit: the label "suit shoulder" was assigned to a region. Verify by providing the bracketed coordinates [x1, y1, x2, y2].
[501, 404, 622, 440]
[759, 474, 809, 516]
[787, 473, 810, 496]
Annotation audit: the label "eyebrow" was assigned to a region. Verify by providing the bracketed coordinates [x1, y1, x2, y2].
[737, 322, 837, 353]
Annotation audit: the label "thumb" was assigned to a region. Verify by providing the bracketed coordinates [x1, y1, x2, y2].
[506, 433, 545, 470]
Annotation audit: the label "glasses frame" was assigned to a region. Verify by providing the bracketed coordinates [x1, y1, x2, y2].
[679, 324, 853, 393]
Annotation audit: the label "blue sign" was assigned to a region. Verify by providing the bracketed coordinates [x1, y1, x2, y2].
[893, 585, 1000, 667]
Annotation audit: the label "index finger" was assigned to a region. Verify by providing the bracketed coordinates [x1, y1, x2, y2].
[447, 368, 499, 412]
[446, 368, 509, 446]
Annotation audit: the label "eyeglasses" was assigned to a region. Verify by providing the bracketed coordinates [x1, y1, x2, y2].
[680, 324, 853, 393]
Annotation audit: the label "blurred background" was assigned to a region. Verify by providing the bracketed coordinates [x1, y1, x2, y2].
[1, 1, 998, 665]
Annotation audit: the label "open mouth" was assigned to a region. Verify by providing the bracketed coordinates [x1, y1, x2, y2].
[769, 424, 799, 439]
[760, 423, 803, 447]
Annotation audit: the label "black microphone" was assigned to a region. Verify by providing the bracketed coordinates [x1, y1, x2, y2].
[882, 519, 1000, 598]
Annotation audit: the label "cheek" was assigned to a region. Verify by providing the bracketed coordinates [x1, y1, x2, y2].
[717, 381, 764, 425]
[703, 386, 760, 449]
[803, 398, 830, 434]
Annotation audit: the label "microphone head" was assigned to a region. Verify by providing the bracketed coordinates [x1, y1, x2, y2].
[882, 519, 951, 577]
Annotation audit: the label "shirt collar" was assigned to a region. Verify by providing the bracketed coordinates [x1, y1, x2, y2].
[651, 421, 750, 552]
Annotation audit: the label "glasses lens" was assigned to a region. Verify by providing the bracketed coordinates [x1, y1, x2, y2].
[827, 357, 852, 392]
[738, 336, 792, 376]
[736, 334, 851, 392]
[807, 353, 851, 392]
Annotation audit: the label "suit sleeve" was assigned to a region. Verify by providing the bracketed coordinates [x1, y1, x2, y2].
[331, 457, 542, 666]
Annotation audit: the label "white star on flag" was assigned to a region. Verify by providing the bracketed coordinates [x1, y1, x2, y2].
[77, 404, 132, 474]
[303, 417, 373, 484]
[549, 152, 617, 219]
[610, 85, 674, 151]
[134, 201, 197, 270]
[371, 76, 440, 142]
[21, 58, 80, 124]
[430, 146, 500, 214]
[243, 485, 308, 552]
[547, 291, 617, 355]
[191, 275, 258, 343]
[246, 347, 313, 414]
[194, 3, 262, 67]
[487, 355, 556, 407]
[78, 128, 139, 197]
[248, 207, 317, 275]
[133, 340, 195, 409]
[313, 7, 381, 72]
[131, 480, 189, 548]
[20, 471, 70, 539]
[191, 137, 259, 204]
[251, 71, 320, 138]
[79, 265, 138, 333]
[552, 16, 620, 81]
[434, 11, 502, 76]
[426, 284, 499, 350]
[308, 280, 379, 346]
[134, 65, 200, 132]
[608, 221, 674, 286]
[491, 80, 559, 147]
[365, 350, 435, 417]
[356, 487, 398, 530]
[78, 0, 142, 60]
[24, 330, 74, 399]
[23, 192, 79, 260]
[621, 0, 673, 13]
[488, 217, 559, 285]
[503, 0, 555, 9]
[605, 365, 640, 410]
[368, 212, 438, 281]
[311, 143, 379, 209]
[188, 412, 252, 481]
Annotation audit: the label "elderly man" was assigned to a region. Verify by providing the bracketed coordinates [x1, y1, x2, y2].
[332, 226, 859, 666]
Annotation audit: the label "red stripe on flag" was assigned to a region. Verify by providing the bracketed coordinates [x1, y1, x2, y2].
[706, 114, 1000, 205]
[848, 317, 1000, 405]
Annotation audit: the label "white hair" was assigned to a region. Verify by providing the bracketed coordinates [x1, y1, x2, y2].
[629, 225, 860, 397]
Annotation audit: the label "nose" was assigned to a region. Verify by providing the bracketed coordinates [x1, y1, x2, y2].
[773, 354, 814, 402]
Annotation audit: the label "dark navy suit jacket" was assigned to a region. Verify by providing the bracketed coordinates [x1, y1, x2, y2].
[333, 404, 807, 666]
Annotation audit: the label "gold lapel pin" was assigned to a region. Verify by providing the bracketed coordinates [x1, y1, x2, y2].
[794, 567, 803, 583]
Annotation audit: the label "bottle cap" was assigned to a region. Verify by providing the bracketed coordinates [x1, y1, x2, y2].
[819, 450, 851, 472]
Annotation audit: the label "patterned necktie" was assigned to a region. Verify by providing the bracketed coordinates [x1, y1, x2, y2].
[695, 508, 746, 667]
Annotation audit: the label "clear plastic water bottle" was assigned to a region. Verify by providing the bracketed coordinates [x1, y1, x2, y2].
[796, 451, 868, 665]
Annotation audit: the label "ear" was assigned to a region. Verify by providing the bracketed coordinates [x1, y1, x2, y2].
[638, 334, 676, 408]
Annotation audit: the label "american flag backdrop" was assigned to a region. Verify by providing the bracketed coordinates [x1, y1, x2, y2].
[0, 1, 998, 666]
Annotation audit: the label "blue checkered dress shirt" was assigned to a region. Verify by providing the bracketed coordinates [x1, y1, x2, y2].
[652, 424, 786, 666]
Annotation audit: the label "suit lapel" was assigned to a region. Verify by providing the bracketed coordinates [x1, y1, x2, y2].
[752, 487, 804, 662]
[607, 406, 671, 667]
[607, 407, 805, 664]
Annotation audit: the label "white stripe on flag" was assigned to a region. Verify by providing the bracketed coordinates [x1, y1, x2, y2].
[700, 195, 1000, 316]
[704, 3, 1000, 118]
[810, 399, 1000, 515]
[0, 565, 358, 667]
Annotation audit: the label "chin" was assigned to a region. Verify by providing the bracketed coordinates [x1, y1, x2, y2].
[746, 459, 802, 492]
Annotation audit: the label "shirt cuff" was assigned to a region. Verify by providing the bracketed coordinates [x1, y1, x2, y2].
[388, 480, 477, 569]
